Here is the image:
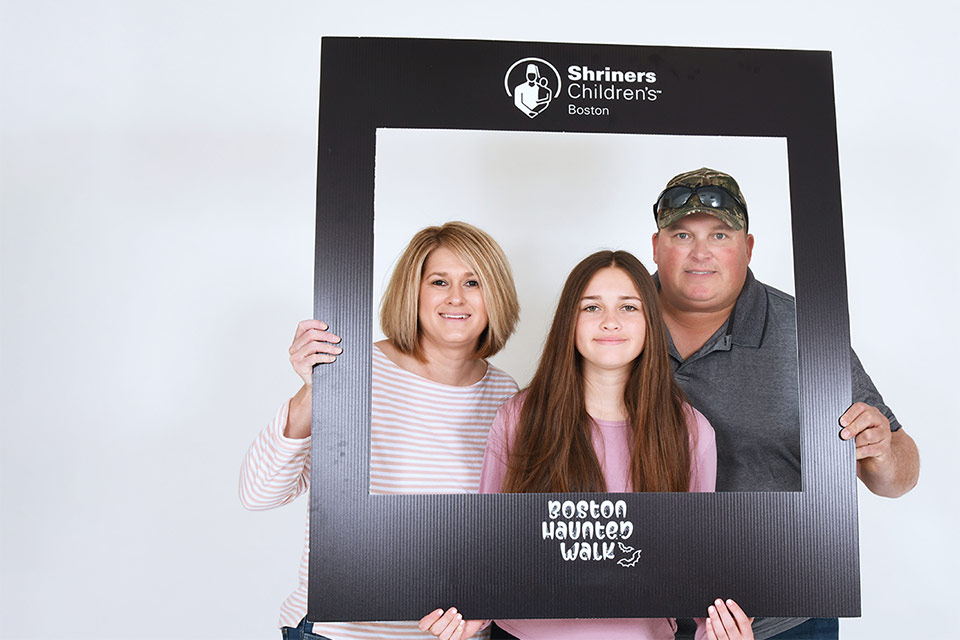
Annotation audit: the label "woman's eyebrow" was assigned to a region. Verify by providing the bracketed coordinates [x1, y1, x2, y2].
[424, 271, 477, 278]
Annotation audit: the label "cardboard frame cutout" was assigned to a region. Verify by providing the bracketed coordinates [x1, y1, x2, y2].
[310, 37, 859, 621]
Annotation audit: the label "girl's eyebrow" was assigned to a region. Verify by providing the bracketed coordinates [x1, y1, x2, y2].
[581, 294, 642, 301]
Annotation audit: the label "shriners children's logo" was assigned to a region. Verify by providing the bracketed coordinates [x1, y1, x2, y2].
[504, 58, 562, 118]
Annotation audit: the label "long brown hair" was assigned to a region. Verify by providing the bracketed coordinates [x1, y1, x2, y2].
[501, 250, 692, 493]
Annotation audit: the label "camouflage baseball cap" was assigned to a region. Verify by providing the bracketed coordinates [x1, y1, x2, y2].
[653, 167, 749, 231]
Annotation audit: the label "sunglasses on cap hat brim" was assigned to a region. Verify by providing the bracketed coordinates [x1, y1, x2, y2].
[653, 185, 748, 219]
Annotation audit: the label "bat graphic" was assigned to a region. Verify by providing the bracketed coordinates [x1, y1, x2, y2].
[618, 542, 635, 554]
[617, 549, 642, 567]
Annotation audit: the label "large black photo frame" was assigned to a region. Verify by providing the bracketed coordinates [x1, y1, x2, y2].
[310, 37, 859, 621]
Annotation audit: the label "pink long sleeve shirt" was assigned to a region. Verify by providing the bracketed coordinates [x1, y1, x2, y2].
[479, 394, 717, 640]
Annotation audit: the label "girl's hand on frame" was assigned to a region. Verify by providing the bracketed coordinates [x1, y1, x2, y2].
[289, 319, 342, 387]
[705, 598, 754, 640]
[418, 608, 486, 640]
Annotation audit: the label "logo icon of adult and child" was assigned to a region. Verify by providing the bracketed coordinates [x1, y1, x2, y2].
[504, 58, 562, 118]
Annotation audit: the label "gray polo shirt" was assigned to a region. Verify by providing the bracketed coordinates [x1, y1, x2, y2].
[659, 268, 901, 493]
[662, 269, 902, 639]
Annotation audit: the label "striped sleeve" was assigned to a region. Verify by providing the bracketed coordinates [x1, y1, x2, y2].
[250, 346, 517, 636]
[239, 400, 311, 510]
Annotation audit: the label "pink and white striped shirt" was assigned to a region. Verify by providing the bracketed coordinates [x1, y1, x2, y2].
[240, 344, 518, 639]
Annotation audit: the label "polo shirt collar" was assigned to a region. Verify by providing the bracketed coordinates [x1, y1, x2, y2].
[728, 268, 766, 348]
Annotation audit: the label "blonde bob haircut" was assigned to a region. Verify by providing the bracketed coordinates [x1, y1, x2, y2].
[380, 221, 520, 362]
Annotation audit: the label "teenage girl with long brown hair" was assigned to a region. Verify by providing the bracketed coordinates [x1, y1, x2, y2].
[420, 250, 753, 640]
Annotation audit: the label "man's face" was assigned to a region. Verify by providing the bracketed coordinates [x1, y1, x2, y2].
[652, 211, 754, 315]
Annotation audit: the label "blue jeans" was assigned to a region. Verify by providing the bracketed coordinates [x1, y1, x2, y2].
[280, 618, 333, 640]
[768, 618, 839, 639]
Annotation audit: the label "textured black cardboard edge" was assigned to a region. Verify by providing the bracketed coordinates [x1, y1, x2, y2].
[309, 37, 860, 621]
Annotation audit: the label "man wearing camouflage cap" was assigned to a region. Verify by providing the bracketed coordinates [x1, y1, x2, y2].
[651, 168, 919, 640]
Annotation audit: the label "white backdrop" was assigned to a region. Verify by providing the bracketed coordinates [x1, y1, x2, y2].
[1, 2, 957, 639]
[373, 129, 793, 385]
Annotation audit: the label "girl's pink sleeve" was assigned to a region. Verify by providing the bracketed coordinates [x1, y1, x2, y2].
[478, 395, 521, 494]
[694, 617, 707, 640]
[687, 405, 717, 493]
[688, 406, 717, 638]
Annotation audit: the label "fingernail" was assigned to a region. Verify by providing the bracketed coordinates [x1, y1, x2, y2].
[715, 598, 724, 606]
[708, 605, 716, 614]
[840, 429, 850, 440]
[726, 599, 734, 606]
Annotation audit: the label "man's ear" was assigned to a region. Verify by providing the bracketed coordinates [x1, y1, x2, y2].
[745, 233, 755, 263]
[651, 232, 660, 264]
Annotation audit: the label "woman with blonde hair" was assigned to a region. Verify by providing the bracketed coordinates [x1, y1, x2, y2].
[420, 250, 753, 640]
[241, 221, 520, 640]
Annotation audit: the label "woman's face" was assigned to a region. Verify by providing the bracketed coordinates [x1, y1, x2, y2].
[574, 267, 647, 375]
[417, 247, 489, 354]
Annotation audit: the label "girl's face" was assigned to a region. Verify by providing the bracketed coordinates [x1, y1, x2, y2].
[574, 267, 647, 375]
[417, 247, 488, 353]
